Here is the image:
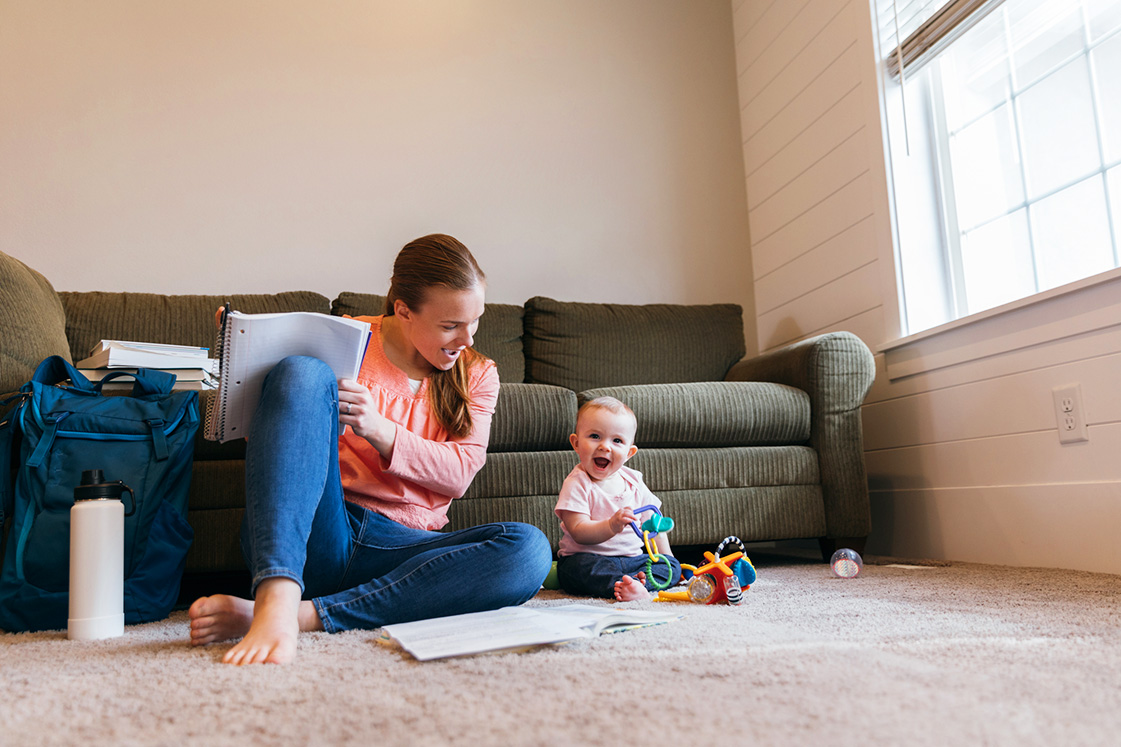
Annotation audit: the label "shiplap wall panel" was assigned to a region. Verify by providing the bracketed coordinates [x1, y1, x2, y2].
[739, 2, 856, 143]
[749, 131, 871, 245]
[869, 484, 1121, 573]
[740, 39, 861, 147]
[739, 0, 848, 104]
[747, 87, 868, 209]
[867, 324, 1121, 404]
[734, 0, 1121, 574]
[737, 0, 811, 76]
[742, 45, 863, 172]
[755, 216, 877, 313]
[757, 262, 882, 347]
[816, 305, 885, 347]
[732, 0, 769, 46]
[865, 423, 1121, 489]
[863, 351, 1121, 450]
[750, 172, 875, 278]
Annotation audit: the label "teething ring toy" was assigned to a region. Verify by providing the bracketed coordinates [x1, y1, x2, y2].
[629, 505, 675, 591]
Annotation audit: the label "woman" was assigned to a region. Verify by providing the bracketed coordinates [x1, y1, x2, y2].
[189, 234, 552, 665]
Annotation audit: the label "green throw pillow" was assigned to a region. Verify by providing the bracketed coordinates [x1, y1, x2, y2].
[523, 296, 745, 392]
[0, 251, 72, 395]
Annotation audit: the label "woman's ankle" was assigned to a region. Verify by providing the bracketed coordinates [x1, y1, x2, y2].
[298, 600, 324, 632]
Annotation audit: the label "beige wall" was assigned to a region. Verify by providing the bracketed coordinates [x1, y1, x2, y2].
[0, 0, 754, 353]
[734, 0, 1121, 575]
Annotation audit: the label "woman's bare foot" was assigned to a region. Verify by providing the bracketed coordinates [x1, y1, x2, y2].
[614, 574, 651, 602]
[189, 594, 255, 645]
[222, 578, 302, 665]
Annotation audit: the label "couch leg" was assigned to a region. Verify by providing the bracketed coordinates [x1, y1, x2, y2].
[818, 537, 867, 563]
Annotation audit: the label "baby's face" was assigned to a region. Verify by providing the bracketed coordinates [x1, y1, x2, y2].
[570, 407, 638, 482]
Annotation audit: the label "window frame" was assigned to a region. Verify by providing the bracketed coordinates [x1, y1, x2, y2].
[877, 0, 1121, 348]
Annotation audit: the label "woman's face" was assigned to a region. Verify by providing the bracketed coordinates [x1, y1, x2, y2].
[396, 284, 486, 372]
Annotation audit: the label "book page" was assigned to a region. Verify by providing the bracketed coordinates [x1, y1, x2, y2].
[381, 608, 591, 661]
[526, 604, 681, 635]
[217, 311, 371, 441]
[94, 340, 209, 356]
[379, 605, 682, 661]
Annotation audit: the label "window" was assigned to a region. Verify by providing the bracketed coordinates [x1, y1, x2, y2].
[875, 0, 1121, 336]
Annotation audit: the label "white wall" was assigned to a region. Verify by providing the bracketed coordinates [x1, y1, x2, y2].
[733, 0, 1121, 575]
[0, 0, 755, 353]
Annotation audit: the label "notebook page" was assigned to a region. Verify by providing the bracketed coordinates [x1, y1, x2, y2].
[221, 311, 371, 440]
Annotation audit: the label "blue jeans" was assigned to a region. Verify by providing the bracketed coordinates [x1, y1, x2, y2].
[556, 552, 682, 599]
[240, 355, 552, 633]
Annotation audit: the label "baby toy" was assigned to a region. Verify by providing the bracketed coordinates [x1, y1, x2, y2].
[830, 547, 863, 578]
[542, 505, 677, 592]
[657, 535, 756, 605]
[630, 505, 675, 591]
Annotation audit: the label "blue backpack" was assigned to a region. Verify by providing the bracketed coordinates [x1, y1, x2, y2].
[0, 356, 198, 633]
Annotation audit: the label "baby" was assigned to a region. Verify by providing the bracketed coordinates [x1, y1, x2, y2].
[554, 396, 681, 601]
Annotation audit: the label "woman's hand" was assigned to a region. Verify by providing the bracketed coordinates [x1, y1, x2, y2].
[338, 378, 397, 457]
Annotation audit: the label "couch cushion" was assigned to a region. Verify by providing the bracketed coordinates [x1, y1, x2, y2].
[58, 291, 332, 363]
[0, 251, 72, 395]
[332, 291, 526, 383]
[330, 291, 388, 318]
[579, 382, 810, 448]
[489, 383, 577, 453]
[523, 296, 745, 392]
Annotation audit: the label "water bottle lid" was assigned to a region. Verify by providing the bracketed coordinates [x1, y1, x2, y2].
[74, 469, 125, 501]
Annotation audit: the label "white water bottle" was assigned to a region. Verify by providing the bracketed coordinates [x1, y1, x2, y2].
[68, 470, 133, 641]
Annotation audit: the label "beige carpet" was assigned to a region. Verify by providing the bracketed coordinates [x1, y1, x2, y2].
[2, 553, 1119, 746]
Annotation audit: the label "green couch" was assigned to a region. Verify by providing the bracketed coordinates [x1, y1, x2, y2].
[1, 250, 875, 576]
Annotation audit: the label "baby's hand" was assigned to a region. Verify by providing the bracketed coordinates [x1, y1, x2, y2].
[608, 507, 637, 536]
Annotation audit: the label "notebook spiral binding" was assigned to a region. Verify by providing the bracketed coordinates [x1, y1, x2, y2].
[203, 302, 236, 442]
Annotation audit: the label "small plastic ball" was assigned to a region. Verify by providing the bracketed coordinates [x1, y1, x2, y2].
[688, 574, 717, 603]
[830, 548, 863, 578]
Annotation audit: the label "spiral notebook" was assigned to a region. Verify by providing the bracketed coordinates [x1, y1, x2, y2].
[204, 309, 372, 443]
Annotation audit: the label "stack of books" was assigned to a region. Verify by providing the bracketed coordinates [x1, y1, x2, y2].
[74, 340, 218, 392]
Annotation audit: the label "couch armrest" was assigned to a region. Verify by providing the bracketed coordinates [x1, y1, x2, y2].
[725, 332, 875, 540]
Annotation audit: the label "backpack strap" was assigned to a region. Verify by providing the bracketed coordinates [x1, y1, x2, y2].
[26, 412, 68, 469]
[96, 368, 176, 397]
[27, 355, 95, 392]
[0, 393, 24, 528]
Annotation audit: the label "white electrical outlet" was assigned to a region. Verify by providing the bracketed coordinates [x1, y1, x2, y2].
[1052, 384, 1089, 444]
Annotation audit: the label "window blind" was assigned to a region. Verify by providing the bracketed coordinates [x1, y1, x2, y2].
[877, 0, 1006, 78]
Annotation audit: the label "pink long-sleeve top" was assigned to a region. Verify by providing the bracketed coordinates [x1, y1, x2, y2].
[338, 315, 499, 531]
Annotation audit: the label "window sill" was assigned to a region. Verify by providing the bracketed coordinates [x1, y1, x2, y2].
[879, 267, 1121, 380]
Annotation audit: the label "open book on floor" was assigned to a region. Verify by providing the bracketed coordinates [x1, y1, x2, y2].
[378, 604, 683, 661]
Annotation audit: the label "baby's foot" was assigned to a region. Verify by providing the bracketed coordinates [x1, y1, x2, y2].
[614, 574, 651, 602]
[189, 594, 254, 646]
[222, 578, 301, 665]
